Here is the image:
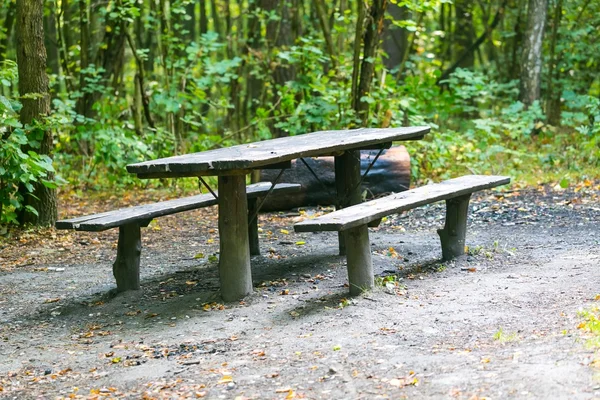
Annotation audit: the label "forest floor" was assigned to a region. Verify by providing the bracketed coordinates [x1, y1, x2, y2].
[1, 182, 600, 399]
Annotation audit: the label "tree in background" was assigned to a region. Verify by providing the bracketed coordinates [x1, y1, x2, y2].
[519, 0, 548, 107]
[0, 0, 598, 227]
[15, 0, 56, 226]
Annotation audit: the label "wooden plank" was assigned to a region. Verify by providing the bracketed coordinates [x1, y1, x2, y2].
[218, 175, 253, 301]
[294, 175, 510, 232]
[56, 182, 301, 232]
[126, 127, 429, 177]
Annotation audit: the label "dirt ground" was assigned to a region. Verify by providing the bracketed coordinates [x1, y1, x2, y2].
[1, 183, 599, 399]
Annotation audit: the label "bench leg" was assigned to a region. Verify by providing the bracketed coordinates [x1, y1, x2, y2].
[437, 194, 471, 260]
[247, 198, 260, 256]
[335, 150, 362, 256]
[113, 223, 141, 292]
[345, 224, 374, 295]
[218, 175, 253, 301]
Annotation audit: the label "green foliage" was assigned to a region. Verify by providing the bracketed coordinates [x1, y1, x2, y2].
[0, 62, 58, 224]
[10, 0, 598, 199]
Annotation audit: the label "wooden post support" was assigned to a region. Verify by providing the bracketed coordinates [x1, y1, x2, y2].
[218, 175, 253, 301]
[345, 224, 374, 295]
[248, 197, 260, 256]
[334, 150, 362, 256]
[437, 194, 471, 260]
[113, 223, 142, 292]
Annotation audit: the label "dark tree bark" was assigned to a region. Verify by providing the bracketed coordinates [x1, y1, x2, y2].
[545, 0, 563, 125]
[382, 2, 408, 71]
[437, 0, 508, 84]
[199, 0, 208, 35]
[519, 0, 548, 107]
[453, 0, 475, 69]
[355, 0, 388, 125]
[43, 3, 60, 76]
[185, 0, 196, 43]
[263, 0, 296, 138]
[16, 0, 57, 226]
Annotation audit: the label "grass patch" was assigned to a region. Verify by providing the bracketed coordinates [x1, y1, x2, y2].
[493, 327, 520, 343]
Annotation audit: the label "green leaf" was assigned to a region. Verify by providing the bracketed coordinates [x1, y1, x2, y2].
[25, 205, 39, 216]
[559, 178, 569, 189]
[41, 179, 58, 189]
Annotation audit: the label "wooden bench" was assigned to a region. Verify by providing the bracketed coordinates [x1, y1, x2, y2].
[294, 175, 510, 295]
[56, 182, 301, 292]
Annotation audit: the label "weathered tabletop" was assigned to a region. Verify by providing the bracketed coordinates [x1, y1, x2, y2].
[127, 126, 430, 301]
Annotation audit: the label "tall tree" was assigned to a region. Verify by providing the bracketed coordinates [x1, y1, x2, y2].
[519, 0, 548, 106]
[16, 0, 57, 226]
[354, 0, 388, 125]
[452, 0, 475, 69]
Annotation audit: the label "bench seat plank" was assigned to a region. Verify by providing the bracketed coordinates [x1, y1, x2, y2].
[295, 175, 510, 232]
[57, 182, 301, 232]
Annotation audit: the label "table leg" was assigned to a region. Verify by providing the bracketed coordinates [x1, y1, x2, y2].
[218, 175, 253, 301]
[334, 150, 362, 256]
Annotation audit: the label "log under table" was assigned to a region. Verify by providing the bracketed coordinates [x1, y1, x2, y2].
[127, 126, 430, 301]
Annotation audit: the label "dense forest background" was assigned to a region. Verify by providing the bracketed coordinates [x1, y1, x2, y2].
[0, 0, 598, 226]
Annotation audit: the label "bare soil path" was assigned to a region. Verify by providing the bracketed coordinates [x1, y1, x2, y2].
[1, 183, 599, 399]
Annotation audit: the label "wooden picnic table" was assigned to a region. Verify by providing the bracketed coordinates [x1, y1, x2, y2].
[127, 126, 430, 301]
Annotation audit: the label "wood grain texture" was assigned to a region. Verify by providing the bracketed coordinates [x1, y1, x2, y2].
[438, 194, 471, 260]
[294, 175, 510, 232]
[112, 223, 141, 292]
[56, 182, 301, 232]
[218, 175, 253, 301]
[127, 127, 429, 177]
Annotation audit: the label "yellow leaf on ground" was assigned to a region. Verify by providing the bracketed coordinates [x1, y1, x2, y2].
[217, 375, 233, 384]
[280, 229, 289, 234]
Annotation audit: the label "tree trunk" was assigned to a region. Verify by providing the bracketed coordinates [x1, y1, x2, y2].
[263, 0, 296, 138]
[545, 0, 562, 125]
[185, 0, 196, 43]
[382, 2, 408, 71]
[199, 0, 208, 35]
[453, 0, 475, 69]
[519, 0, 548, 107]
[16, 0, 57, 226]
[355, 0, 388, 125]
[43, 3, 60, 76]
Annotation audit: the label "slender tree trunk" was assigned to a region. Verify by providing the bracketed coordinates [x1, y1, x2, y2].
[355, 0, 388, 125]
[519, 0, 548, 107]
[263, 0, 295, 138]
[314, 0, 336, 69]
[453, 0, 475, 69]
[382, 2, 408, 71]
[185, 0, 196, 42]
[545, 0, 562, 125]
[16, 0, 57, 226]
[507, 0, 524, 81]
[43, 3, 60, 76]
[199, 0, 208, 35]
